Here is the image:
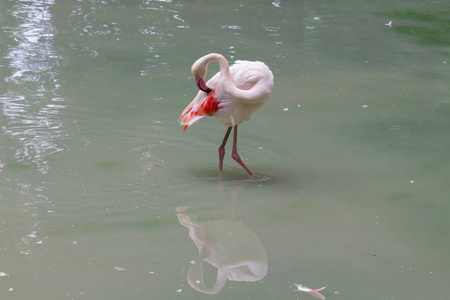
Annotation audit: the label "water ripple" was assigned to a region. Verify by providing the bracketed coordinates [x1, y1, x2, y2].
[0, 0, 66, 174]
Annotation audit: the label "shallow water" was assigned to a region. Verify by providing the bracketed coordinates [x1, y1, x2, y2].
[0, 0, 449, 299]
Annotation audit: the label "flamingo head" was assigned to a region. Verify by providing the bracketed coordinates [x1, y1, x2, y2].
[195, 76, 212, 94]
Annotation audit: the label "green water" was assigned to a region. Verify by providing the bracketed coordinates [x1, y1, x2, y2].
[0, 1, 449, 299]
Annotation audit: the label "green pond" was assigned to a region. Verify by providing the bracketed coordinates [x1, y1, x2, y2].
[0, 1, 449, 299]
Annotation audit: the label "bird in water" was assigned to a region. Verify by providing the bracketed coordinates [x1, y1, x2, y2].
[179, 53, 274, 176]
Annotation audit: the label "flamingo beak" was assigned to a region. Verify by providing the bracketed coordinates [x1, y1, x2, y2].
[195, 76, 212, 94]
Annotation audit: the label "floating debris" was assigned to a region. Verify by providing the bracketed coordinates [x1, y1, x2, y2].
[385, 20, 392, 27]
[114, 266, 126, 271]
[0, 272, 10, 277]
[295, 284, 326, 300]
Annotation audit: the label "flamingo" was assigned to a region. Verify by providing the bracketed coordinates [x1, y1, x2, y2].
[178, 53, 274, 176]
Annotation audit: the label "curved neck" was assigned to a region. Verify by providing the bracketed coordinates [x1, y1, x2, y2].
[191, 53, 272, 103]
[187, 258, 228, 294]
[191, 53, 230, 81]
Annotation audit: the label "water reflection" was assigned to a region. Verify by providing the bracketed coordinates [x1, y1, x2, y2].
[1, 0, 65, 174]
[176, 191, 268, 294]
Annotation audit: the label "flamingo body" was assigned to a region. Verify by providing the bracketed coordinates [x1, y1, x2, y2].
[179, 53, 274, 176]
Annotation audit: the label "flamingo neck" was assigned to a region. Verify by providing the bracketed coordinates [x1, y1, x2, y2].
[191, 53, 232, 92]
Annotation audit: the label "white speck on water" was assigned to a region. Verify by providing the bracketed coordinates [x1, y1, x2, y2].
[313, 16, 320, 21]
[385, 20, 392, 27]
[389, 125, 400, 131]
[272, 1, 281, 8]
[410, 180, 414, 183]
[297, 104, 301, 108]
[362, 105, 368, 108]
[283, 108, 289, 111]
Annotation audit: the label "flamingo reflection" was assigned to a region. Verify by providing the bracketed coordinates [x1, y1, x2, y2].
[176, 206, 267, 294]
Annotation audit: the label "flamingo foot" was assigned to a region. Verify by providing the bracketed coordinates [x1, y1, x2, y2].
[231, 126, 255, 176]
[217, 126, 255, 176]
[231, 149, 255, 176]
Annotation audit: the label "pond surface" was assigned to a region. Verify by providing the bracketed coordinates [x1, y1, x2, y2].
[0, 1, 449, 299]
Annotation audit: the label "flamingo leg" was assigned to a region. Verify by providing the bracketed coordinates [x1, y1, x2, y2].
[218, 127, 232, 172]
[231, 126, 255, 176]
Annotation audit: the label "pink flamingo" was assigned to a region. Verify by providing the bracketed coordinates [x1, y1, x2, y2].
[179, 53, 274, 176]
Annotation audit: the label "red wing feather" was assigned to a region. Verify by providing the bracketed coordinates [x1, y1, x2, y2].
[199, 91, 219, 115]
[179, 91, 219, 132]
